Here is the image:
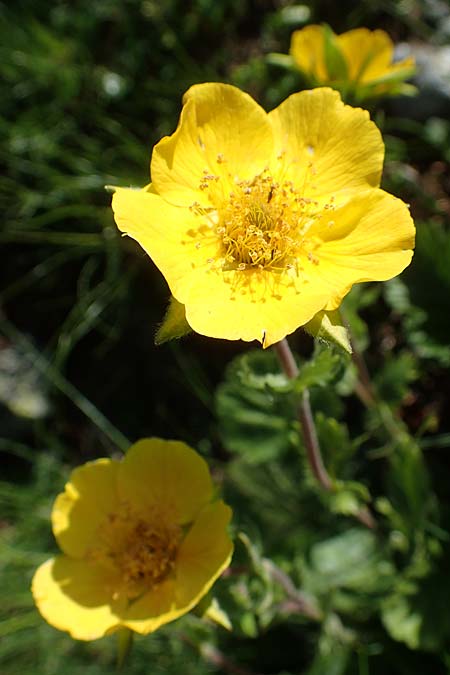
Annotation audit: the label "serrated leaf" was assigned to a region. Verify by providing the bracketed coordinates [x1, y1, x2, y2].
[216, 350, 296, 463]
[304, 310, 352, 354]
[155, 296, 191, 345]
[293, 347, 344, 394]
[237, 349, 292, 393]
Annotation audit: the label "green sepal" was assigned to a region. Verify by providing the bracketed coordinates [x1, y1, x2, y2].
[116, 627, 133, 670]
[304, 310, 352, 354]
[265, 52, 296, 70]
[155, 296, 192, 345]
[322, 24, 348, 81]
[195, 593, 233, 631]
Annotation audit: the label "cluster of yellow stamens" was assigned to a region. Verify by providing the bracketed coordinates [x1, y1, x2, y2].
[192, 162, 335, 273]
[89, 509, 181, 599]
[219, 171, 308, 271]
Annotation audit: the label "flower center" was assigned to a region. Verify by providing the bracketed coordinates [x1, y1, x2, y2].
[118, 519, 180, 593]
[218, 173, 305, 270]
[190, 163, 336, 275]
[89, 510, 181, 598]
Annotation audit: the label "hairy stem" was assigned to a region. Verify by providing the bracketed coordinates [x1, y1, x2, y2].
[273, 338, 332, 491]
[273, 338, 376, 530]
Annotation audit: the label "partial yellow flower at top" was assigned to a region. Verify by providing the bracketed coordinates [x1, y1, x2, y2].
[32, 438, 233, 640]
[111, 84, 415, 347]
[290, 25, 416, 101]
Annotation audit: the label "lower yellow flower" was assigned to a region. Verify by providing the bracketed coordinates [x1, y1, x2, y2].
[32, 438, 233, 640]
[290, 25, 416, 100]
[111, 83, 415, 347]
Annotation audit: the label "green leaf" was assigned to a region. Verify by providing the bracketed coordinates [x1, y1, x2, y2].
[304, 310, 352, 354]
[216, 350, 296, 463]
[306, 620, 353, 675]
[373, 351, 417, 408]
[381, 549, 450, 652]
[235, 349, 292, 393]
[293, 347, 345, 394]
[315, 413, 358, 474]
[303, 529, 395, 598]
[154, 296, 191, 345]
[386, 438, 433, 537]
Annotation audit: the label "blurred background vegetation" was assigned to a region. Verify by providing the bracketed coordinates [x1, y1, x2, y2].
[1, 0, 450, 673]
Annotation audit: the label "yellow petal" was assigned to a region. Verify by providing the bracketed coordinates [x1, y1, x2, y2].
[175, 501, 233, 607]
[52, 459, 120, 559]
[308, 188, 415, 309]
[122, 578, 183, 634]
[122, 501, 233, 635]
[337, 28, 393, 82]
[118, 438, 213, 525]
[112, 187, 332, 346]
[151, 83, 273, 208]
[290, 25, 328, 81]
[181, 265, 330, 347]
[112, 187, 220, 290]
[269, 88, 384, 204]
[32, 556, 124, 641]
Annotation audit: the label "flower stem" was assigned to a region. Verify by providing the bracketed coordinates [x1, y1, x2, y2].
[273, 338, 376, 530]
[273, 338, 332, 491]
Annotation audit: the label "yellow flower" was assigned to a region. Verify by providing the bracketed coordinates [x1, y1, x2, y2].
[32, 438, 233, 640]
[111, 84, 414, 347]
[290, 25, 416, 100]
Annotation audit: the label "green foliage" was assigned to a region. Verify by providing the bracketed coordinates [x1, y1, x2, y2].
[216, 349, 297, 463]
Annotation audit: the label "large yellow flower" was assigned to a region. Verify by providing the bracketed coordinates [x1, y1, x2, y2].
[32, 438, 233, 640]
[112, 84, 414, 347]
[290, 25, 416, 100]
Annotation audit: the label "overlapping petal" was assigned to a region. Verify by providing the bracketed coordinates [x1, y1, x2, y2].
[112, 187, 220, 298]
[268, 88, 383, 203]
[32, 557, 124, 641]
[337, 28, 393, 82]
[118, 438, 213, 525]
[124, 501, 233, 634]
[290, 25, 328, 82]
[175, 501, 233, 606]
[52, 459, 120, 558]
[122, 578, 179, 634]
[180, 266, 330, 347]
[307, 188, 415, 309]
[151, 83, 273, 208]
